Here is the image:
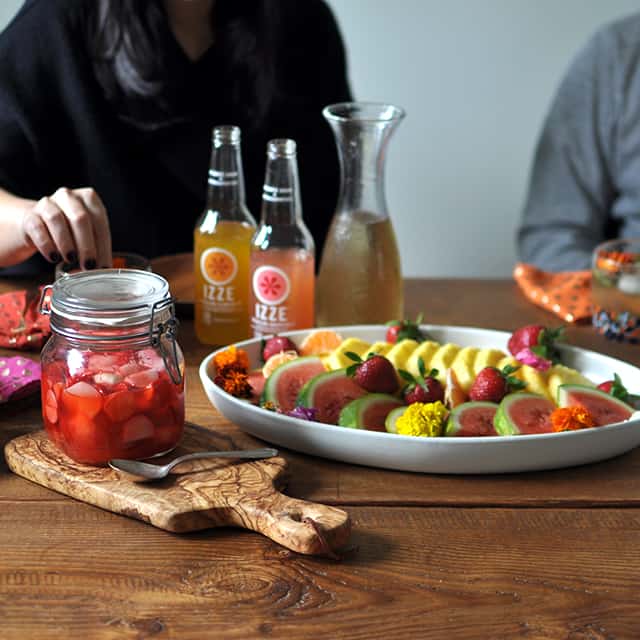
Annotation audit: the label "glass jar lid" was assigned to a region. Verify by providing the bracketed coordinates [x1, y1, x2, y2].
[46, 269, 172, 334]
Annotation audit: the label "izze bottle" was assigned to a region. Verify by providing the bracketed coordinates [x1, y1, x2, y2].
[194, 125, 256, 345]
[249, 139, 315, 337]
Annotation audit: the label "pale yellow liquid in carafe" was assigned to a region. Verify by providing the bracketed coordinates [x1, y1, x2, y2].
[316, 211, 403, 325]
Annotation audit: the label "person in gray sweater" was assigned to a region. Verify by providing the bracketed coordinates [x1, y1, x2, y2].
[518, 13, 640, 272]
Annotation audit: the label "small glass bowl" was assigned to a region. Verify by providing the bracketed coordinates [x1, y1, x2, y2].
[55, 252, 151, 280]
[591, 238, 640, 343]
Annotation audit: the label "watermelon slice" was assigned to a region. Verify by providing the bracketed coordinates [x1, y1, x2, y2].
[445, 401, 499, 437]
[494, 393, 555, 435]
[338, 394, 404, 432]
[297, 369, 367, 425]
[261, 356, 325, 412]
[557, 384, 633, 426]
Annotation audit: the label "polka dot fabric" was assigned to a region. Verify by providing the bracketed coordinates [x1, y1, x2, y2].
[0, 356, 41, 403]
[513, 263, 592, 323]
[0, 287, 51, 350]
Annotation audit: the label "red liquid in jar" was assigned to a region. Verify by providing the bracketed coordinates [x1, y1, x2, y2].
[41, 347, 184, 465]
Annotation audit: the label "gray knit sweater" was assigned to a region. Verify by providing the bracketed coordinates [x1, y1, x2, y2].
[518, 13, 640, 271]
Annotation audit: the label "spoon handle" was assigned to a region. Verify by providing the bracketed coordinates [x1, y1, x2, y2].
[165, 448, 279, 471]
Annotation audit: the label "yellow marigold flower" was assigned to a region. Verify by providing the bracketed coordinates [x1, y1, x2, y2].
[395, 401, 448, 437]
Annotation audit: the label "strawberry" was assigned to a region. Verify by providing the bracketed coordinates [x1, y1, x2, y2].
[385, 313, 428, 344]
[507, 324, 564, 365]
[398, 357, 444, 405]
[469, 365, 526, 403]
[262, 335, 298, 362]
[597, 373, 629, 402]
[346, 352, 398, 394]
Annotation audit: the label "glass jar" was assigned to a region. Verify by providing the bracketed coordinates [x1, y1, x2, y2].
[39, 269, 185, 465]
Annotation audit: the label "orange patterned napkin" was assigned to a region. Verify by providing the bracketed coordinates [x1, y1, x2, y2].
[513, 263, 592, 323]
[0, 287, 51, 350]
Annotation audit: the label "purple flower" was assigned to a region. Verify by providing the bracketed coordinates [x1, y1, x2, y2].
[286, 406, 318, 422]
[515, 347, 552, 372]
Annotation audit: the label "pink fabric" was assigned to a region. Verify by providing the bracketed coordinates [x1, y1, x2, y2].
[0, 356, 41, 403]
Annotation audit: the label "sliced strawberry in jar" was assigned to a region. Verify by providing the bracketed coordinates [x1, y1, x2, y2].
[93, 372, 123, 387]
[121, 415, 155, 445]
[44, 389, 59, 424]
[62, 381, 103, 418]
[118, 361, 142, 377]
[87, 353, 120, 373]
[61, 412, 110, 463]
[125, 369, 159, 388]
[103, 390, 137, 423]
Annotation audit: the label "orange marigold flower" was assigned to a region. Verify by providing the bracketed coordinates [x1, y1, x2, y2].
[213, 345, 249, 374]
[550, 406, 596, 432]
[214, 369, 253, 399]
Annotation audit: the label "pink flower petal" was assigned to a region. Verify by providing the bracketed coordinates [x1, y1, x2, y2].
[515, 348, 552, 372]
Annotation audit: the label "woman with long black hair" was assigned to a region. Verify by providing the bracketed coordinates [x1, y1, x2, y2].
[0, 0, 351, 272]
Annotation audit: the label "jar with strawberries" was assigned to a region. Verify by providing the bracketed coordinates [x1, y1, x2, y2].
[39, 269, 185, 465]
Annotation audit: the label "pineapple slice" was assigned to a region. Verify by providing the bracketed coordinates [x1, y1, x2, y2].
[365, 341, 393, 357]
[450, 346, 479, 392]
[519, 365, 552, 401]
[405, 340, 441, 377]
[547, 364, 595, 403]
[386, 339, 421, 372]
[430, 343, 462, 384]
[324, 338, 371, 370]
[496, 355, 521, 371]
[473, 348, 506, 375]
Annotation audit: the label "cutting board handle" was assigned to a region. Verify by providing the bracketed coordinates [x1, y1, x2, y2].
[233, 491, 351, 557]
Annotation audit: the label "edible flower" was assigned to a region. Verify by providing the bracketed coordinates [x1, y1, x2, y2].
[515, 347, 552, 372]
[395, 401, 448, 437]
[286, 406, 318, 421]
[550, 406, 595, 432]
[214, 369, 253, 399]
[213, 345, 250, 375]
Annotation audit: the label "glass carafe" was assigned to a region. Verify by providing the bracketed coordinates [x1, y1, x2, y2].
[316, 102, 405, 326]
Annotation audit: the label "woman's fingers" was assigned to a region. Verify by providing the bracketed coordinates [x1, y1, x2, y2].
[75, 187, 112, 268]
[22, 198, 62, 262]
[50, 187, 98, 269]
[22, 187, 113, 269]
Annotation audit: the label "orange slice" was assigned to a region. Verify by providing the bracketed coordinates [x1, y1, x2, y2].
[262, 350, 299, 378]
[299, 329, 343, 356]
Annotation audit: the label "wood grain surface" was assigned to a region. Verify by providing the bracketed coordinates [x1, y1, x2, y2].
[4, 425, 350, 556]
[1, 272, 639, 639]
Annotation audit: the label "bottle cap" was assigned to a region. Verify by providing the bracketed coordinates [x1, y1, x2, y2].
[267, 139, 297, 158]
[213, 125, 241, 146]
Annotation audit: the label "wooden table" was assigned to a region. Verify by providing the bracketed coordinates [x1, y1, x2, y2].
[1, 277, 640, 639]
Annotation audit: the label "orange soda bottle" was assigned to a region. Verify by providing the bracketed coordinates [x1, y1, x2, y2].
[194, 125, 256, 345]
[249, 139, 315, 337]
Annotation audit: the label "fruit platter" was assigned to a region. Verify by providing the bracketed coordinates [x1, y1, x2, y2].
[199, 322, 640, 473]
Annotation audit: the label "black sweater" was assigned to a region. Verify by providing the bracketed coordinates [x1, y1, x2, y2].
[0, 0, 351, 273]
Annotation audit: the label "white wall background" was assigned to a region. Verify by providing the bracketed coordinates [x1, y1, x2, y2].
[1, 1, 638, 277]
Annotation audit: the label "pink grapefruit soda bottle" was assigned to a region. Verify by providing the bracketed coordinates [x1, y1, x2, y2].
[249, 139, 315, 337]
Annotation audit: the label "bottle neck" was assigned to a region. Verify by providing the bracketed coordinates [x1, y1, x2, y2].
[259, 152, 302, 227]
[205, 140, 248, 219]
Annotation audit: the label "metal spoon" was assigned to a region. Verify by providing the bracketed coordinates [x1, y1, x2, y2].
[108, 448, 279, 481]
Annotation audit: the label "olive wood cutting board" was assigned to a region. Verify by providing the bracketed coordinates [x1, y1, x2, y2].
[4, 422, 351, 557]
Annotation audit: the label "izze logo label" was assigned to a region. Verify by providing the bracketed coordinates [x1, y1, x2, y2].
[252, 266, 290, 306]
[201, 247, 238, 286]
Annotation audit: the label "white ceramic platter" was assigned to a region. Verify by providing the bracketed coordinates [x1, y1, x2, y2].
[198, 325, 640, 474]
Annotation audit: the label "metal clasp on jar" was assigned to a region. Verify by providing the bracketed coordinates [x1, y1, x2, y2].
[149, 298, 183, 385]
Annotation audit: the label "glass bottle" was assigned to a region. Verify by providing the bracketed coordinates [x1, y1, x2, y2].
[316, 102, 405, 325]
[39, 269, 185, 465]
[194, 125, 256, 345]
[249, 139, 315, 337]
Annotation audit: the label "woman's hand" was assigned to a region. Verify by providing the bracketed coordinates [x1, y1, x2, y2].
[22, 187, 112, 268]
